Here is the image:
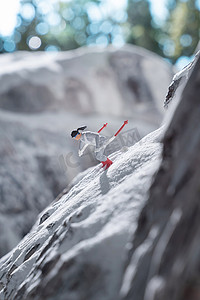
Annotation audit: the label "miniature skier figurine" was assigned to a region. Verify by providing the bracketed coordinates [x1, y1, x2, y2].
[71, 121, 128, 170]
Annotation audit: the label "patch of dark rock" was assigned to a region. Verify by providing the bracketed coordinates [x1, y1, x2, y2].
[6, 264, 17, 279]
[182, 284, 200, 300]
[164, 77, 182, 108]
[24, 244, 40, 262]
[162, 130, 177, 160]
[0, 82, 54, 113]
[67, 262, 105, 299]
[46, 222, 56, 230]
[28, 258, 76, 299]
[53, 261, 104, 299]
[15, 284, 27, 300]
[76, 211, 83, 218]
[39, 212, 50, 225]
[41, 254, 61, 276]
[126, 77, 140, 100]
[37, 233, 58, 261]
[62, 220, 67, 227]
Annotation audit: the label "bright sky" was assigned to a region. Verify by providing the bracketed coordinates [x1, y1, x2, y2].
[0, 0, 169, 36]
[148, 0, 168, 24]
[0, 0, 20, 36]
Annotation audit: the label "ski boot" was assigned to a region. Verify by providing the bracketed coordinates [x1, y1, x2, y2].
[101, 158, 113, 170]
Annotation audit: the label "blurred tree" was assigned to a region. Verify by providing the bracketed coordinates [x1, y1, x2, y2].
[126, 0, 163, 57]
[11, 0, 81, 51]
[0, 0, 199, 64]
[165, 0, 200, 63]
[1, 0, 126, 53]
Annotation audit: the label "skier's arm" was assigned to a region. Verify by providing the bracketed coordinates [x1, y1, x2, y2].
[78, 132, 97, 156]
[79, 132, 105, 156]
[78, 140, 88, 157]
[95, 134, 101, 149]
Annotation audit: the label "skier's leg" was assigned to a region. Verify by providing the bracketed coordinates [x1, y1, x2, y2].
[95, 148, 107, 162]
[95, 149, 113, 169]
[95, 135, 113, 169]
[95, 135, 107, 162]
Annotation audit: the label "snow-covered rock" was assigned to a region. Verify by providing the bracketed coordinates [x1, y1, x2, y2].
[0, 45, 173, 257]
[164, 50, 200, 108]
[0, 126, 164, 300]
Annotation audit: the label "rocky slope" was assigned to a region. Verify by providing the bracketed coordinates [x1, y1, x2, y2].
[0, 125, 164, 300]
[121, 54, 200, 300]
[0, 45, 173, 257]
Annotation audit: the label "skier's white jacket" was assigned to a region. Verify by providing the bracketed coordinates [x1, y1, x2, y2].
[78, 131, 108, 161]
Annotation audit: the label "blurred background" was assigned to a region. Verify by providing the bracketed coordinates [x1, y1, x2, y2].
[0, 0, 199, 68]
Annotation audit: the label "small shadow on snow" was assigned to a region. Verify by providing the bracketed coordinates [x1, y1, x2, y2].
[99, 171, 110, 195]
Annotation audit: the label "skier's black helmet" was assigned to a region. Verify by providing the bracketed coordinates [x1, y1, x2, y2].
[71, 130, 79, 138]
[71, 126, 87, 138]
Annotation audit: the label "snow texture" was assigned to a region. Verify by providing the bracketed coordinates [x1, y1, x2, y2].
[0, 126, 164, 300]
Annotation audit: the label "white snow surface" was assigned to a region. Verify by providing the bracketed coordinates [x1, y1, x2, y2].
[0, 126, 164, 300]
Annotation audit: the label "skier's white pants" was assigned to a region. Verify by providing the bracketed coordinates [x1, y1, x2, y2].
[95, 148, 107, 162]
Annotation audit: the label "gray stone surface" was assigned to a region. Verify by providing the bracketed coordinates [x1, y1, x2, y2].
[164, 50, 200, 108]
[121, 57, 200, 300]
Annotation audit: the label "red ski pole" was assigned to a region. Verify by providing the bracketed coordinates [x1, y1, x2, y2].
[97, 120, 128, 151]
[98, 123, 108, 133]
[114, 120, 128, 136]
